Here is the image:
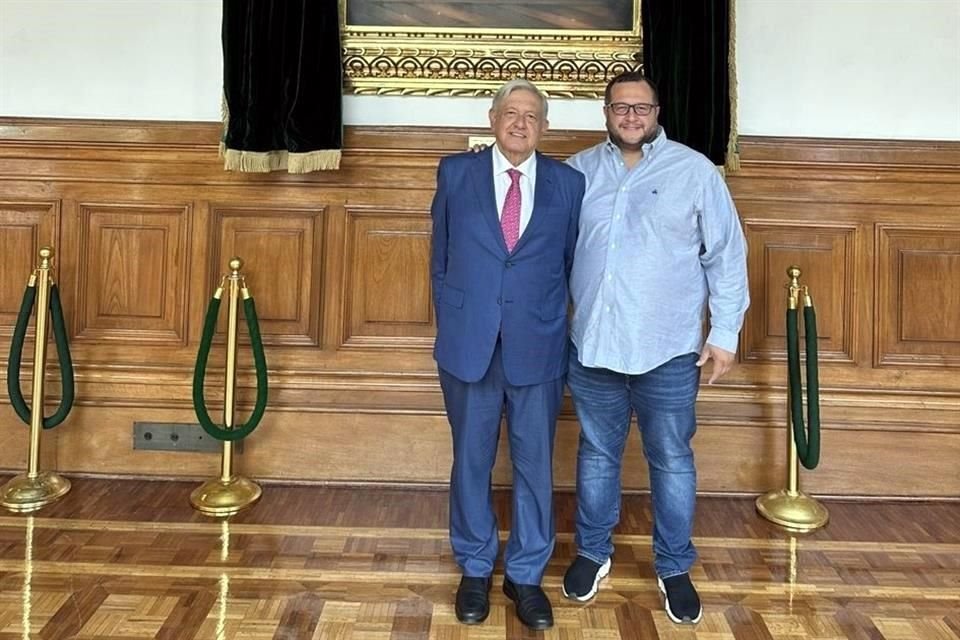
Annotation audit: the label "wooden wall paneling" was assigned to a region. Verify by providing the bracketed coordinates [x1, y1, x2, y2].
[0, 120, 958, 497]
[0, 200, 61, 472]
[0, 415, 34, 470]
[53, 404, 458, 483]
[0, 200, 60, 336]
[692, 423, 960, 497]
[185, 198, 212, 347]
[801, 427, 960, 497]
[0, 415, 59, 473]
[211, 205, 326, 347]
[55, 406, 212, 477]
[46, 194, 200, 432]
[50, 389, 953, 495]
[340, 205, 434, 349]
[740, 217, 858, 363]
[876, 224, 960, 369]
[73, 202, 192, 346]
[321, 203, 347, 352]
[731, 136, 960, 169]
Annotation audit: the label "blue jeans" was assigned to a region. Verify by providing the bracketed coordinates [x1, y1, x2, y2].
[567, 343, 700, 578]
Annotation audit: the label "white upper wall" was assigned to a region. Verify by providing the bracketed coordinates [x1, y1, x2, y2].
[737, 0, 960, 140]
[0, 0, 223, 121]
[1, 0, 958, 140]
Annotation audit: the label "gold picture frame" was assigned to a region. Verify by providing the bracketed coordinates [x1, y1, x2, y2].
[340, 0, 642, 98]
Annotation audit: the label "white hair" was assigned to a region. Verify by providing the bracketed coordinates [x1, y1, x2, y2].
[491, 79, 549, 118]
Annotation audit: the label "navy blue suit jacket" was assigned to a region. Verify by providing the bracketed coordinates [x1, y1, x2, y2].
[430, 147, 585, 386]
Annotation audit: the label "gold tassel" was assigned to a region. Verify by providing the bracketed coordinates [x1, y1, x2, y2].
[725, 0, 741, 173]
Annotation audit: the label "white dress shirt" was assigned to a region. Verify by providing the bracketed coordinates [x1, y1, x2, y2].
[492, 144, 537, 238]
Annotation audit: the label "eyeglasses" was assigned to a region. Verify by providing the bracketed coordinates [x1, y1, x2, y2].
[605, 102, 658, 116]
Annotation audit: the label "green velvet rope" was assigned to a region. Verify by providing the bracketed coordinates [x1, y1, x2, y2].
[193, 295, 268, 441]
[786, 304, 821, 469]
[6, 284, 35, 424]
[6, 284, 75, 429]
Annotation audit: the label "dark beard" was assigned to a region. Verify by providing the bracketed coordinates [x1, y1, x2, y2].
[607, 124, 661, 153]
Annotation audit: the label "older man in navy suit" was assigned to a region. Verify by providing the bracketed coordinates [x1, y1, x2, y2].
[430, 79, 585, 630]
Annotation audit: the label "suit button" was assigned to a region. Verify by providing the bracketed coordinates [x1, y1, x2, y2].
[505, 261, 513, 268]
[497, 297, 502, 305]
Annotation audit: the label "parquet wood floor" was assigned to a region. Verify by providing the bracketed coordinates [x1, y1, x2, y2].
[0, 478, 957, 639]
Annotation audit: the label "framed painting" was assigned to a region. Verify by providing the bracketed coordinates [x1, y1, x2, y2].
[340, 0, 642, 98]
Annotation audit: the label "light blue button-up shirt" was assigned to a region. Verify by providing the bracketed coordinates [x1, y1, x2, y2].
[567, 129, 749, 374]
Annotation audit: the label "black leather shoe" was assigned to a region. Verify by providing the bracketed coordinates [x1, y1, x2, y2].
[455, 576, 492, 624]
[502, 578, 553, 630]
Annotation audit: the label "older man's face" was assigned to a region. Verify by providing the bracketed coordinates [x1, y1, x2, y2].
[489, 88, 548, 166]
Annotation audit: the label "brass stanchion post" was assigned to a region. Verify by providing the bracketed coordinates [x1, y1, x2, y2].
[190, 258, 262, 516]
[756, 266, 829, 532]
[1, 248, 71, 513]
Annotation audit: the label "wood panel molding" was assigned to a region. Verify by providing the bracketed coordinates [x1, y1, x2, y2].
[876, 225, 960, 368]
[73, 202, 192, 345]
[0, 199, 59, 338]
[735, 136, 960, 173]
[341, 206, 434, 349]
[211, 205, 326, 347]
[741, 219, 858, 363]
[0, 119, 958, 497]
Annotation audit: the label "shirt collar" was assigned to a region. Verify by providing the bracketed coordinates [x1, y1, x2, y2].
[492, 144, 537, 179]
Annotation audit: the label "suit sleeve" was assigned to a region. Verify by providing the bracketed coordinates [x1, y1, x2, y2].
[565, 170, 585, 280]
[430, 159, 449, 306]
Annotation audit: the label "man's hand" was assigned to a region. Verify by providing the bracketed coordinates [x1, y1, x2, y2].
[696, 344, 736, 384]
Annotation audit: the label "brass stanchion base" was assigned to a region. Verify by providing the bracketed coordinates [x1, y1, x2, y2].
[756, 489, 829, 532]
[0, 472, 71, 513]
[190, 476, 261, 517]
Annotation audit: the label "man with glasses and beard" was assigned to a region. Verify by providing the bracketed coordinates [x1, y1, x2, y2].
[561, 71, 749, 625]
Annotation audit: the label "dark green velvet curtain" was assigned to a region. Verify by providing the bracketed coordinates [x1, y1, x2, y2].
[221, 0, 342, 173]
[641, 0, 736, 169]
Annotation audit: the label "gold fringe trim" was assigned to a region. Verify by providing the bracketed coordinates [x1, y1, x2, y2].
[219, 88, 341, 173]
[725, 0, 741, 173]
[220, 148, 342, 173]
[288, 149, 342, 173]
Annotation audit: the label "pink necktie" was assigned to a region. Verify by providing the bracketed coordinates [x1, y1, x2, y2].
[501, 168, 522, 252]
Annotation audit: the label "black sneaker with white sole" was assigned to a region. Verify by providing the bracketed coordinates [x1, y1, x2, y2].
[562, 556, 611, 602]
[657, 573, 702, 624]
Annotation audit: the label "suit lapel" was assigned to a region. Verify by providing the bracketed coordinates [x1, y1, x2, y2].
[510, 153, 555, 254]
[468, 148, 509, 254]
